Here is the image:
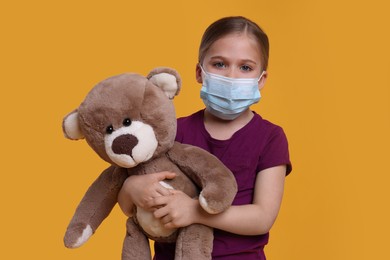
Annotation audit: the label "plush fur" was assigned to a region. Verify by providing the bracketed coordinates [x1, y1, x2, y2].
[62, 67, 237, 260]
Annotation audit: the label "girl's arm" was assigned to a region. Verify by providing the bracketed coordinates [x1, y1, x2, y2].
[152, 165, 286, 235]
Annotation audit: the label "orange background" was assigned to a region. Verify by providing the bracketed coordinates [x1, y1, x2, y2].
[1, 0, 389, 259]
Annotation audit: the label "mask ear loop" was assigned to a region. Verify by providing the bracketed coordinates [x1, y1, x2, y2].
[257, 70, 266, 82]
[199, 64, 207, 77]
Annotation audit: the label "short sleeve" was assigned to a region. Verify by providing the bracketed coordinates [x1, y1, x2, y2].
[257, 126, 292, 175]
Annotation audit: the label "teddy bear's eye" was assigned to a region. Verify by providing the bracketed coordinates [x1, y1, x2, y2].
[123, 118, 132, 127]
[106, 125, 114, 134]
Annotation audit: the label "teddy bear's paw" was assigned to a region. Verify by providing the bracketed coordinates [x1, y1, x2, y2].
[199, 194, 220, 214]
[64, 223, 93, 248]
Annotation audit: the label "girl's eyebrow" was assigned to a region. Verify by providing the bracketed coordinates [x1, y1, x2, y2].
[209, 56, 257, 64]
[209, 55, 226, 60]
[241, 59, 258, 65]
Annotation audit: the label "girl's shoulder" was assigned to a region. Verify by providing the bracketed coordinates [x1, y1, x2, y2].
[176, 110, 205, 142]
[177, 109, 203, 123]
[242, 111, 286, 139]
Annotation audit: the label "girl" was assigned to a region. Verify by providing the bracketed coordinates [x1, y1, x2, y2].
[118, 16, 292, 259]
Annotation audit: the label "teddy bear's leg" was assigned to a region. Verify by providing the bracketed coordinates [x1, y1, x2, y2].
[175, 224, 213, 260]
[122, 218, 151, 260]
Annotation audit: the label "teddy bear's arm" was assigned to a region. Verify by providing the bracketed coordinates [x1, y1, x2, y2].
[64, 165, 128, 248]
[167, 142, 238, 214]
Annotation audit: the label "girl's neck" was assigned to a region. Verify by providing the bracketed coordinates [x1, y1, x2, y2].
[203, 109, 254, 140]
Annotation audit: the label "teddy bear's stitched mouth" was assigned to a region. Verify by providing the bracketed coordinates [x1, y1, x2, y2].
[111, 134, 139, 157]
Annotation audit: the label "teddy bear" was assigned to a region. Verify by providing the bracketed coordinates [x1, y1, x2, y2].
[62, 67, 237, 260]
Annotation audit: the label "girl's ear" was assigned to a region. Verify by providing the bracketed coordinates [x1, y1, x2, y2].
[258, 71, 268, 90]
[196, 63, 203, 84]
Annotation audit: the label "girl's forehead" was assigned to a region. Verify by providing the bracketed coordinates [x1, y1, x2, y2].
[206, 33, 262, 62]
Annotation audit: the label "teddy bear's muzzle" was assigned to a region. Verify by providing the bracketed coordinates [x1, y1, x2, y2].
[112, 134, 139, 157]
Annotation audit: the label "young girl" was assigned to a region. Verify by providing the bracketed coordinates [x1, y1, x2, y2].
[118, 16, 292, 259]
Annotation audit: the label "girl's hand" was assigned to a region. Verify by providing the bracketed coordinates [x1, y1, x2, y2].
[117, 171, 176, 216]
[151, 190, 202, 229]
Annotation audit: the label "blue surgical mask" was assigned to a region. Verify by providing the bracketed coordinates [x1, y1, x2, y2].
[200, 66, 265, 120]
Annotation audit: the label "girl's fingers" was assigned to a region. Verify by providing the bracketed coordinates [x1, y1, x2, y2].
[161, 215, 171, 225]
[145, 194, 167, 209]
[154, 171, 176, 196]
[153, 203, 169, 219]
[156, 185, 172, 196]
[155, 171, 176, 181]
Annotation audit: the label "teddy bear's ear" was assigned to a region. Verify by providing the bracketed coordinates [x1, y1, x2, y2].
[147, 67, 182, 100]
[62, 110, 85, 140]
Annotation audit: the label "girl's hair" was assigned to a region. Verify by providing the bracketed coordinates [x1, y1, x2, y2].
[198, 16, 270, 70]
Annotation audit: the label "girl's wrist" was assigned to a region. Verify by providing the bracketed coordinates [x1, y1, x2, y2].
[195, 199, 211, 225]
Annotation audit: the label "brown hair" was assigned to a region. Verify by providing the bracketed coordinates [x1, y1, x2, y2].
[198, 16, 270, 70]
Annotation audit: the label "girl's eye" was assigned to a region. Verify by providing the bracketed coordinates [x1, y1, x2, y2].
[213, 62, 226, 68]
[240, 65, 252, 72]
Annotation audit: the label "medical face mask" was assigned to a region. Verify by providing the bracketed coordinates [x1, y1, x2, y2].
[200, 66, 265, 120]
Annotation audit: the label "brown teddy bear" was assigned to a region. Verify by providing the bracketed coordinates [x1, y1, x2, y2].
[62, 67, 237, 260]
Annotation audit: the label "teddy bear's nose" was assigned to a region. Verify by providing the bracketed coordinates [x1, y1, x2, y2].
[112, 134, 139, 157]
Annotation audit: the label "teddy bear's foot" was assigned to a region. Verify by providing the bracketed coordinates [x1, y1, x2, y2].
[175, 224, 213, 260]
[64, 222, 93, 248]
[122, 218, 151, 260]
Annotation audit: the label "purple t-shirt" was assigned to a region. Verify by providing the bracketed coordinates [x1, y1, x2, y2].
[154, 110, 292, 260]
